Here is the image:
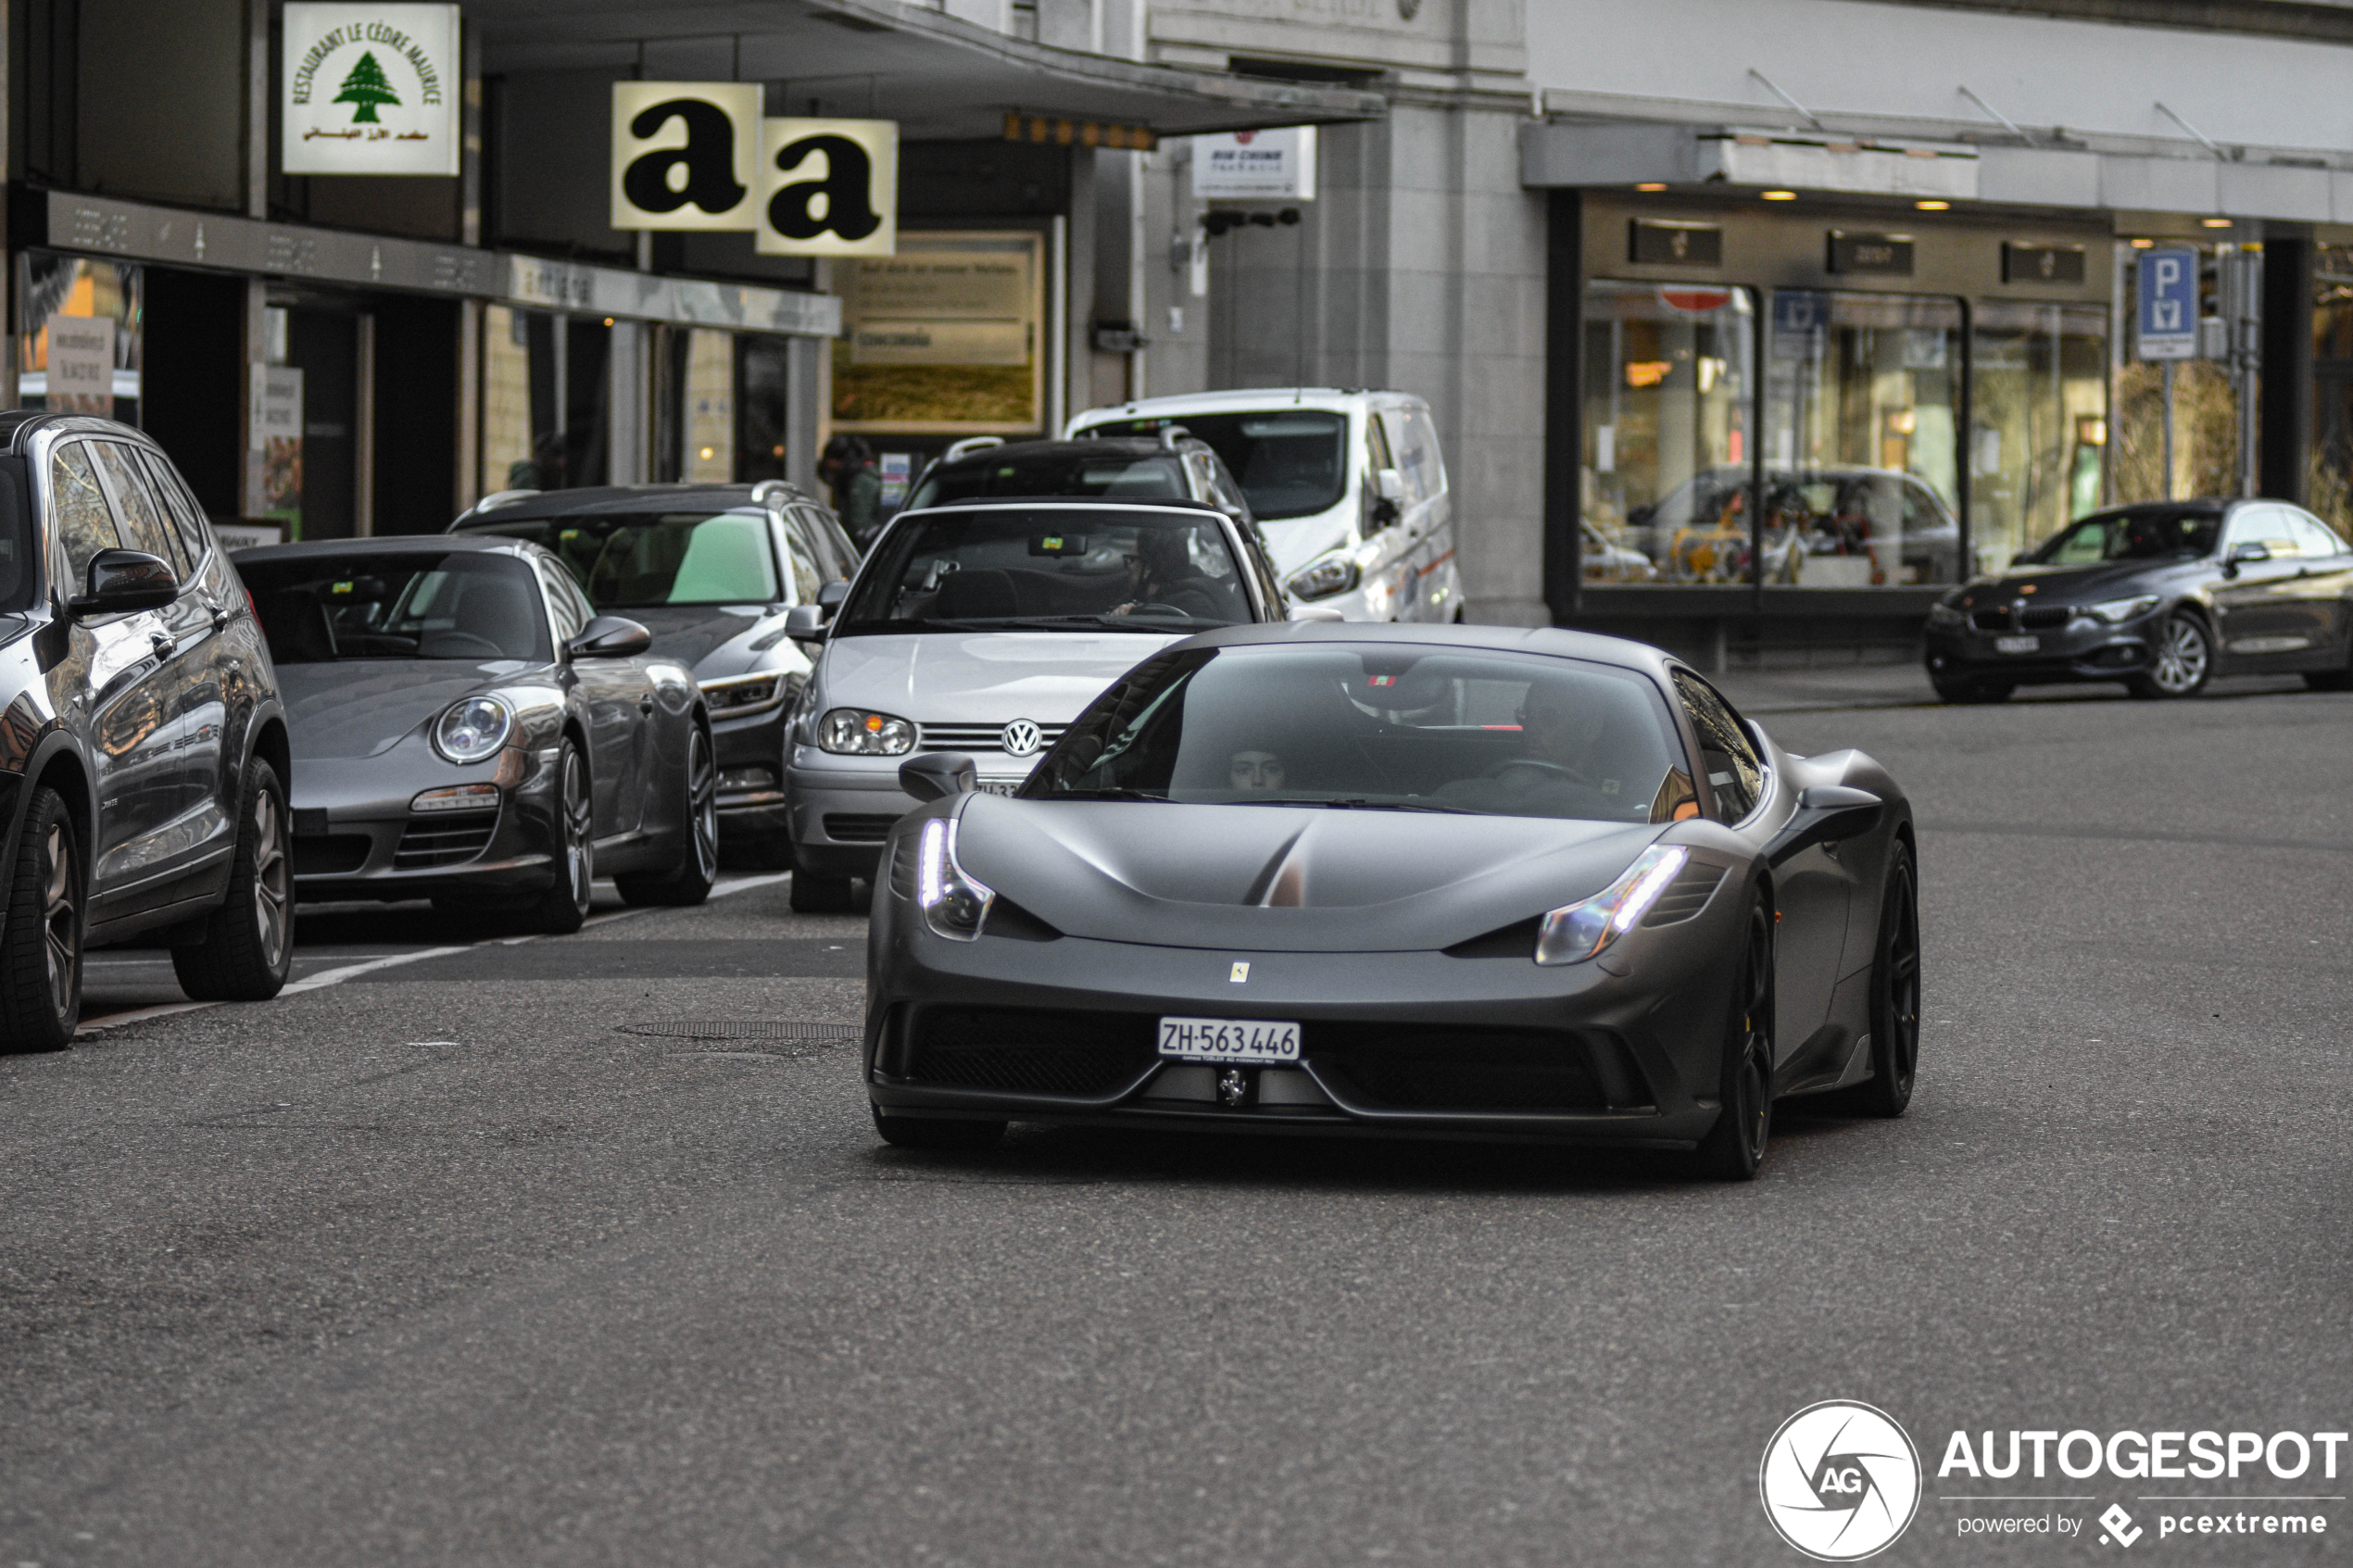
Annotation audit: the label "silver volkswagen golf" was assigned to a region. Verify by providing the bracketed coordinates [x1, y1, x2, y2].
[780, 498, 1296, 911]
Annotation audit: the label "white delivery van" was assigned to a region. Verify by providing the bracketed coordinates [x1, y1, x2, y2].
[1067, 389, 1463, 623]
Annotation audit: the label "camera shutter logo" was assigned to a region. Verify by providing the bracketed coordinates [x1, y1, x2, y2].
[1000, 719, 1042, 757]
[1759, 1400, 1922, 1561]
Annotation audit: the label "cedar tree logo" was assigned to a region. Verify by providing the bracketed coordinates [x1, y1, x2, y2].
[1759, 1400, 1922, 1561]
[333, 51, 400, 123]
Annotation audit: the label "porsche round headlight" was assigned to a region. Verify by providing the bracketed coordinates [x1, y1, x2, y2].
[819, 708, 915, 756]
[433, 695, 513, 764]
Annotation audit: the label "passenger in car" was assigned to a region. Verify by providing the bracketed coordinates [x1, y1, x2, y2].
[1229, 749, 1286, 791]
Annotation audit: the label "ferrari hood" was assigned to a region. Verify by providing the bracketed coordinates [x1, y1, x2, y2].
[276, 661, 534, 760]
[819, 632, 1176, 725]
[954, 795, 1667, 952]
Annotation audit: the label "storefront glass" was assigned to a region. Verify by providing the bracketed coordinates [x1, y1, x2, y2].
[2313, 245, 2353, 537]
[1970, 303, 2108, 571]
[1764, 291, 1962, 586]
[17, 254, 142, 425]
[1580, 280, 1755, 584]
[483, 305, 535, 492]
[684, 329, 734, 483]
[478, 307, 610, 492]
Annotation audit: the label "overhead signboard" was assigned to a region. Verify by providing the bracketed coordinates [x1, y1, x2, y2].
[610, 82, 762, 232]
[1629, 220, 1720, 268]
[1826, 231, 1914, 277]
[1191, 128, 1317, 201]
[2136, 247, 2199, 361]
[283, 4, 459, 176]
[757, 119, 899, 257]
[831, 232, 1044, 435]
[45, 316, 115, 417]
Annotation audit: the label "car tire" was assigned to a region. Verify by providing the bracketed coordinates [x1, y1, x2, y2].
[2129, 612, 2213, 699]
[171, 759, 295, 1003]
[1819, 841, 1920, 1119]
[1931, 678, 2012, 705]
[0, 787, 83, 1052]
[617, 724, 718, 908]
[788, 869, 856, 914]
[1693, 894, 1774, 1181]
[872, 1106, 1005, 1152]
[523, 740, 593, 935]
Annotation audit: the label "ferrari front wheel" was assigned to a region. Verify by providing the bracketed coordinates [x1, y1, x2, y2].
[1828, 841, 1920, 1118]
[1694, 895, 1774, 1181]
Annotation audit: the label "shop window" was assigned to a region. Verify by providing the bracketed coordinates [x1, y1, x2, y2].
[737, 337, 792, 484]
[1581, 280, 1755, 585]
[683, 330, 735, 483]
[1765, 291, 1962, 587]
[2311, 245, 2353, 538]
[482, 306, 535, 493]
[17, 254, 142, 426]
[1970, 303, 2108, 575]
[478, 308, 610, 493]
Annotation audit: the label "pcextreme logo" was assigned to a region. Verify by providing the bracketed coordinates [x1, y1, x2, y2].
[1760, 1400, 1925, 1562]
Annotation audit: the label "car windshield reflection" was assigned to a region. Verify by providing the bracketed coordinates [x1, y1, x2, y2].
[457, 511, 783, 608]
[2027, 506, 2222, 565]
[240, 552, 552, 664]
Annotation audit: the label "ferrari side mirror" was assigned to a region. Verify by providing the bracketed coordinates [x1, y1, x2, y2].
[1764, 784, 1883, 867]
[900, 751, 978, 803]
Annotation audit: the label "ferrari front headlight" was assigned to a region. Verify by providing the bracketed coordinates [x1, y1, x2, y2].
[914, 816, 995, 941]
[432, 696, 513, 764]
[2084, 595, 2160, 625]
[819, 708, 915, 755]
[1534, 845, 1689, 967]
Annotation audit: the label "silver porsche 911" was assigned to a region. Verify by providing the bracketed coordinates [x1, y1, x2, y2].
[233, 535, 718, 933]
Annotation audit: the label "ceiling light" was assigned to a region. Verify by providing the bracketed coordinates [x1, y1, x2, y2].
[2202, 218, 2233, 228]
[2130, 238, 2154, 248]
[1634, 182, 1667, 192]
[1915, 200, 1949, 211]
[1761, 190, 1797, 201]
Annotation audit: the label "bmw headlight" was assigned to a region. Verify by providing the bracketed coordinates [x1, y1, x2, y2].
[701, 672, 786, 715]
[819, 708, 915, 756]
[914, 816, 995, 941]
[1534, 845, 1690, 967]
[2084, 595, 2160, 625]
[1926, 597, 1966, 627]
[432, 695, 513, 764]
[1286, 555, 1361, 603]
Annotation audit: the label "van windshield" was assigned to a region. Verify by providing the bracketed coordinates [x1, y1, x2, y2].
[1086, 411, 1345, 521]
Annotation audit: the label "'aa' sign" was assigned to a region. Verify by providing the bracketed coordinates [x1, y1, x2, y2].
[610, 82, 761, 231]
[758, 119, 899, 257]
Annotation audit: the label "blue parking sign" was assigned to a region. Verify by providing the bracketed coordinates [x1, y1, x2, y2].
[2136, 248, 2198, 361]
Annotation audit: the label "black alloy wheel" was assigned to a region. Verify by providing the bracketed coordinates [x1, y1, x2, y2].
[2131, 612, 2212, 698]
[1931, 678, 2013, 705]
[617, 724, 719, 908]
[173, 759, 295, 1001]
[871, 1104, 1005, 1152]
[525, 741, 594, 935]
[0, 787, 83, 1051]
[1825, 842, 1921, 1118]
[1694, 896, 1775, 1180]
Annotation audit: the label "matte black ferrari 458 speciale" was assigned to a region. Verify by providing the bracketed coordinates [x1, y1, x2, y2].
[861, 623, 1919, 1178]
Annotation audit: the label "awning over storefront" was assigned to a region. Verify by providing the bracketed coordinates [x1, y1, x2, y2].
[472, 0, 1386, 139]
[1521, 119, 2353, 228]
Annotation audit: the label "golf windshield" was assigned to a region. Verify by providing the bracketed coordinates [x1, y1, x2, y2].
[837, 508, 1251, 633]
[905, 451, 1189, 508]
[1086, 412, 1345, 520]
[2028, 507, 2222, 564]
[241, 552, 551, 663]
[1026, 644, 1693, 823]
[457, 510, 783, 606]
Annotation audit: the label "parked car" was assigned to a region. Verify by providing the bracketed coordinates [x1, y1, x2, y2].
[1068, 388, 1464, 623]
[0, 414, 293, 1048]
[236, 535, 715, 933]
[1628, 465, 1962, 586]
[447, 482, 854, 867]
[903, 433, 1255, 528]
[1924, 498, 2353, 701]
[864, 622, 1919, 1179]
[780, 497, 1297, 913]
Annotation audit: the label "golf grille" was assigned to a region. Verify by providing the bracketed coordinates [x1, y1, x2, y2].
[901, 1007, 1157, 1097]
[916, 722, 1068, 755]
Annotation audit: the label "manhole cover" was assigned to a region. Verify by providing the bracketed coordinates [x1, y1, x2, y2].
[618, 1020, 859, 1045]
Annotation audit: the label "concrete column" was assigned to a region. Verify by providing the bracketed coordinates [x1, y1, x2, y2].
[1063, 148, 1100, 426]
[787, 334, 823, 495]
[1543, 189, 1581, 623]
[2259, 234, 2314, 505]
[608, 321, 647, 486]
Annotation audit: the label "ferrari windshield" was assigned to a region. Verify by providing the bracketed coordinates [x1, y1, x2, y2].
[456, 510, 782, 607]
[2028, 507, 2222, 565]
[837, 507, 1252, 634]
[905, 451, 1189, 509]
[1084, 412, 1345, 520]
[1026, 644, 1692, 823]
[241, 551, 551, 663]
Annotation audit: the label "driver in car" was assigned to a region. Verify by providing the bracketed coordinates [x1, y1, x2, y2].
[1110, 527, 1223, 621]
[1431, 681, 1647, 819]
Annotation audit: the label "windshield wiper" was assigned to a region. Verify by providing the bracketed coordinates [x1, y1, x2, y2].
[1311, 797, 1478, 814]
[1051, 787, 1171, 802]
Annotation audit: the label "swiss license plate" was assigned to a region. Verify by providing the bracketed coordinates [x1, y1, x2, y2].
[1994, 634, 2039, 655]
[1157, 1016, 1302, 1064]
[975, 780, 1021, 797]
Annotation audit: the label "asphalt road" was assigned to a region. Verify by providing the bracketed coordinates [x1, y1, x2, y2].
[4, 684, 2349, 1566]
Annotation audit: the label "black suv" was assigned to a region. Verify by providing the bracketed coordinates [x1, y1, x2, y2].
[0, 414, 293, 1048]
[448, 482, 857, 866]
[905, 434, 1256, 525]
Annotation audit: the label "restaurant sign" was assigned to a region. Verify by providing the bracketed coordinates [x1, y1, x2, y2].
[282, 4, 460, 176]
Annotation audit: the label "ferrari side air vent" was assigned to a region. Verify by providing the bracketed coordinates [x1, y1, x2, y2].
[1641, 862, 1726, 927]
[1442, 916, 1541, 960]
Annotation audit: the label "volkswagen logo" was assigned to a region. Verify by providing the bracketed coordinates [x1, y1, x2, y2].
[1759, 1400, 1921, 1561]
[1000, 719, 1043, 757]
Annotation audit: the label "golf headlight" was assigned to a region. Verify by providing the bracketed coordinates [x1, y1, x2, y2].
[1534, 845, 1689, 967]
[432, 696, 513, 764]
[914, 817, 994, 941]
[1286, 555, 1361, 603]
[2085, 595, 2160, 624]
[818, 708, 915, 755]
[700, 672, 785, 715]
